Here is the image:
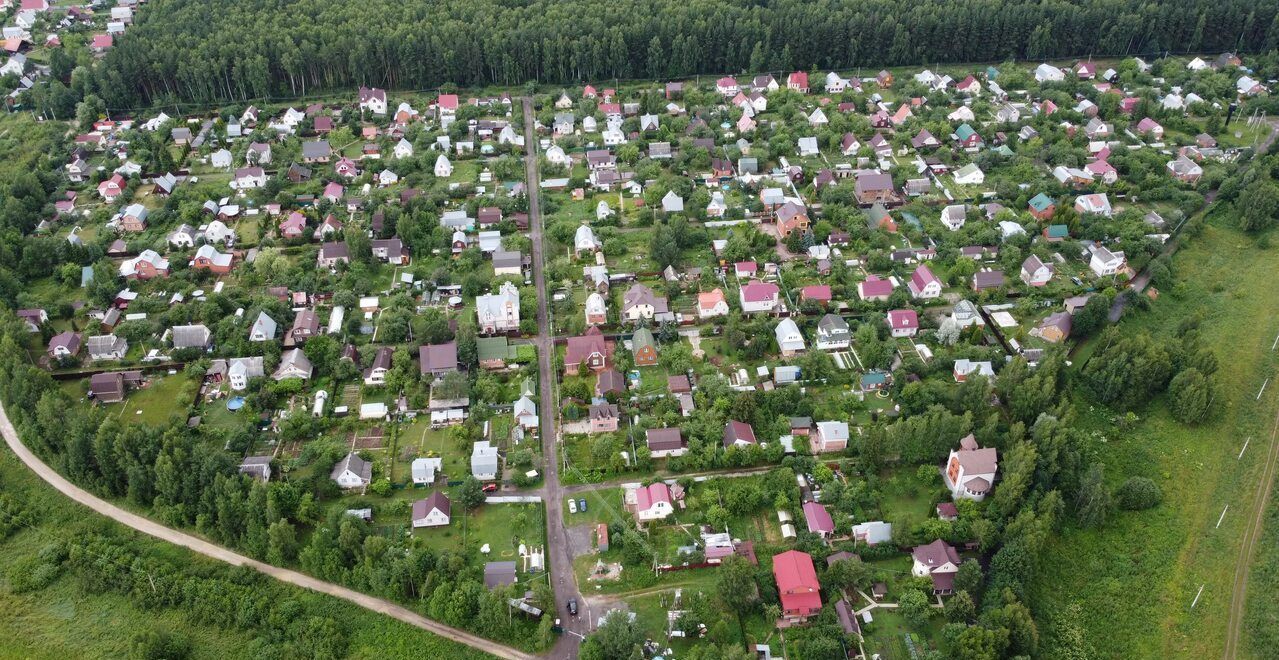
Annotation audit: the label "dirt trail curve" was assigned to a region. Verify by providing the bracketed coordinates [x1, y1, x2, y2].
[0, 402, 532, 660]
[1222, 401, 1279, 660]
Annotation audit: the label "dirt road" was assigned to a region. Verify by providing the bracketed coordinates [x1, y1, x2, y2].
[1222, 401, 1279, 659]
[0, 402, 532, 660]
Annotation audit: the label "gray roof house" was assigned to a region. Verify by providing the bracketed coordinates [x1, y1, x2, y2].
[471, 440, 499, 480]
[171, 324, 211, 350]
[239, 456, 273, 481]
[249, 311, 277, 341]
[273, 348, 313, 380]
[86, 334, 128, 360]
[331, 452, 372, 488]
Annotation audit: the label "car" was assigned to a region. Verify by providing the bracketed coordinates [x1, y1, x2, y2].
[568, 499, 578, 514]
[482, 483, 498, 493]
[578, 498, 587, 512]
[567, 598, 579, 616]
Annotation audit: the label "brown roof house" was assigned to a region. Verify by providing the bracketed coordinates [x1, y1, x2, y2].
[419, 342, 459, 376]
[911, 539, 962, 594]
[412, 492, 452, 528]
[565, 327, 613, 376]
[47, 331, 82, 359]
[646, 428, 686, 458]
[723, 420, 757, 448]
[588, 403, 620, 433]
[944, 434, 998, 501]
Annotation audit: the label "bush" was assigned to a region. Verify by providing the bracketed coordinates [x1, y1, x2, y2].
[1115, 477, 1162, 511]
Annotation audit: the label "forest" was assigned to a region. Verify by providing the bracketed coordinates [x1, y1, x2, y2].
[93, 0, 1279, 107]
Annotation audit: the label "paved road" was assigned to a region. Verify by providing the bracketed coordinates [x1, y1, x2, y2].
[520, 98, 587, 659]
[0, 402, 532, 660]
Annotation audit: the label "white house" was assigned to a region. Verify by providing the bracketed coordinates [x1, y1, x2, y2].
[412, 492, 452, 528]
[227, 356, 265, 391]
[774, 318, 805, 356]
[941, 205, 966, 231]
[331, 453, 372, 489]
[634, 482, 674, 521]
[249, 311, 277, 341]
[1089, 245, 1126, 277]
[476, 281, 521, 333]
[739, 281, 780, 313]
[434, 154, 453, 177]
[952, 163, 984, 185]
[574, 224, 599, 254]
[411, 457, 444, 485]
[471, 440, 499, 480]
[394, 138, 414, 159]
[944, 434, 998, 501]
[514, 395, 538, 429]
[1034, 63, 1065, 82]
[908, 265, 943, 299]
[1020, 255, 1054, 286]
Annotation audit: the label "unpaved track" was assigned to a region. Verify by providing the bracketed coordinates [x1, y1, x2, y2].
[0, 402, 531, 660]
[1223, 402, 1279, 660]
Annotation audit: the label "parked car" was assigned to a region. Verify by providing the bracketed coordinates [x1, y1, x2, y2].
[578, 498, 587, 512]
[568, 499, 578, 514]
[567, 598, 579, 617]
[482, 483, 498, 493]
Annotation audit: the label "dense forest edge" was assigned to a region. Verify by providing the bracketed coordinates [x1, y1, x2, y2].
[90, 0, 1279, 107]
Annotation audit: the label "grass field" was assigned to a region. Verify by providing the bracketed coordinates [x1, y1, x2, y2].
[0, 448, 496, 660]
[1031, 221, 1279, 659]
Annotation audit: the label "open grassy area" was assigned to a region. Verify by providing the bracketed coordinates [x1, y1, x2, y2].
[1031, 221, 1279, 659]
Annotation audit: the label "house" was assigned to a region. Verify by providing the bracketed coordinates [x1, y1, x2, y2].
[811, 421, 849, 453]
[815, 314, 851, 350]
[908, 265, 943, 299]
[363, 347, 393, 385]
[116, 204, 149, 232]
[941, 204, 967, 231]
[1074, 193, 1112, 217]
[595, 368, 625, 398]
[621, 283, 668, 322]
[471, 441, 499, 480]
[171, 324, 212, 350]
[411, 457, 443, 485]
[852, 520, 893, 546]
[635, 482, 674, 521]
[564, 327, 613, 375]
[434, 154, 453, 177]
[1035, 311, 1073, 343]
[119, 250, 170, 280]
[358, 86, 388, 115]
[954, 124, 983, 149]
[273, 348, 313, 381]
[787, 71, 809, 93]
[858, 275, 894, 302]
[231, 166, 266, 190]
[739, 281, 780, 313]
[803, 501, 835, 538]
[774, 318, 805, 356]
[483, 561, 517, 590]
[514, 395, 538, 429]
[886, 309, 919, 338]
[317, 242, 351, 268]
[419, 342, 458, 376]
[589, 403, 620, 433]
[250, 312, 278, 341]
[1089, 245, 1126, 276]
[775, 202, 809, 237]
[953, 163, 984, 185]
[88, 371, 136, 403]
[191, 245, 234, 274]
[854, 171, 897, 205]
[646, 428, 686, 458]
[227, 356, 265, 390]
[1028, 193, 1056, 220]
[477, 337, 516, 370]
[1020, 255, 1054, 286]
[584, 292, 607, 325]
[953, 359, 995, 382]
[697, 289, 730, 318]
[1167, 156, 1203, 184]
[371, 238, 408, 265]
[945, 434, 998, 501]
[476, 282, 521, 333]
[301, 140, 332, 163]
[1136, 117, 1164, 138]
[773, 550, 821, 623]
[331, 453, 372, 489]
[98, 173, 126, 201]
[290, 309, 320, 343]
[631, 327, 659, 366]
[411, 492, 452, 528]
[1085, 160, 1118, 185]
[972, 270, 1005, 292]
[723, 420, 757, 448]
[1034, 63, 1065, 82]
[86, 334, 128, 361]
[239, 456, 273, 482]
[911, 539, 961, 594]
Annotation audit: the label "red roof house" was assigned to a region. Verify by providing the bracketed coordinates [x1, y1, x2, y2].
[773, 550, 821, 623]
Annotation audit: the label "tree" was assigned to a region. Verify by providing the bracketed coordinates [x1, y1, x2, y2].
[945, 590, 977, 623]
[1075, 463, 1111, 528]
[898, 588, 931, 628]
[459, 477, 486, 509]
[580, 611, 645, 660]
[954, 559, 984, 599]
[267, 519, 298, 564]
[715, 555, 760, 614]
[1238, 179, 1279, 232]
[1168, 368, 1213, 424]
[1115, 476, 1162, 510]
[1070, 293, 1111, 338]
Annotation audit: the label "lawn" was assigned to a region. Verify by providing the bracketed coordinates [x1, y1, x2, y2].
[1031, 220, 1279, 659]
[562, 488, 626, 526]
[414, 501, 546, 561]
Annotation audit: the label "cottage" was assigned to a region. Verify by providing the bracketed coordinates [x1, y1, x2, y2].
[773, 550, 821, 623]
[945, 434, 998, 501]
[697, 289, 730, 318]
[564, 327, 613, 375]
[811, 421, 849, 453]
[1020, 255, 1054, 286]
[331, 453, 372, 489]
[476, 282, 521, 333]
[171, 324, 211, 350]
[471, 441, 499, 480]
[912, 540, 961, 594]
[739, 281, 780, 313]
[1089, 245, 1126, 276]
[273, 348, 313, 380]
[774, 318, 805, 356]
[723, 420, 757, 448]
[646, 428, 686, 458]
[634, 482, 674, 521]
[412, 492, 452, 528]
[953, 359, 995, 382]
[631, 327, 659, 366]
[621, 283, 669, 322]
[86, 334, 128, 361]
[908, 265, 943, 299]
[815, 314, 851, 350]
[886, 309, 919, 338]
